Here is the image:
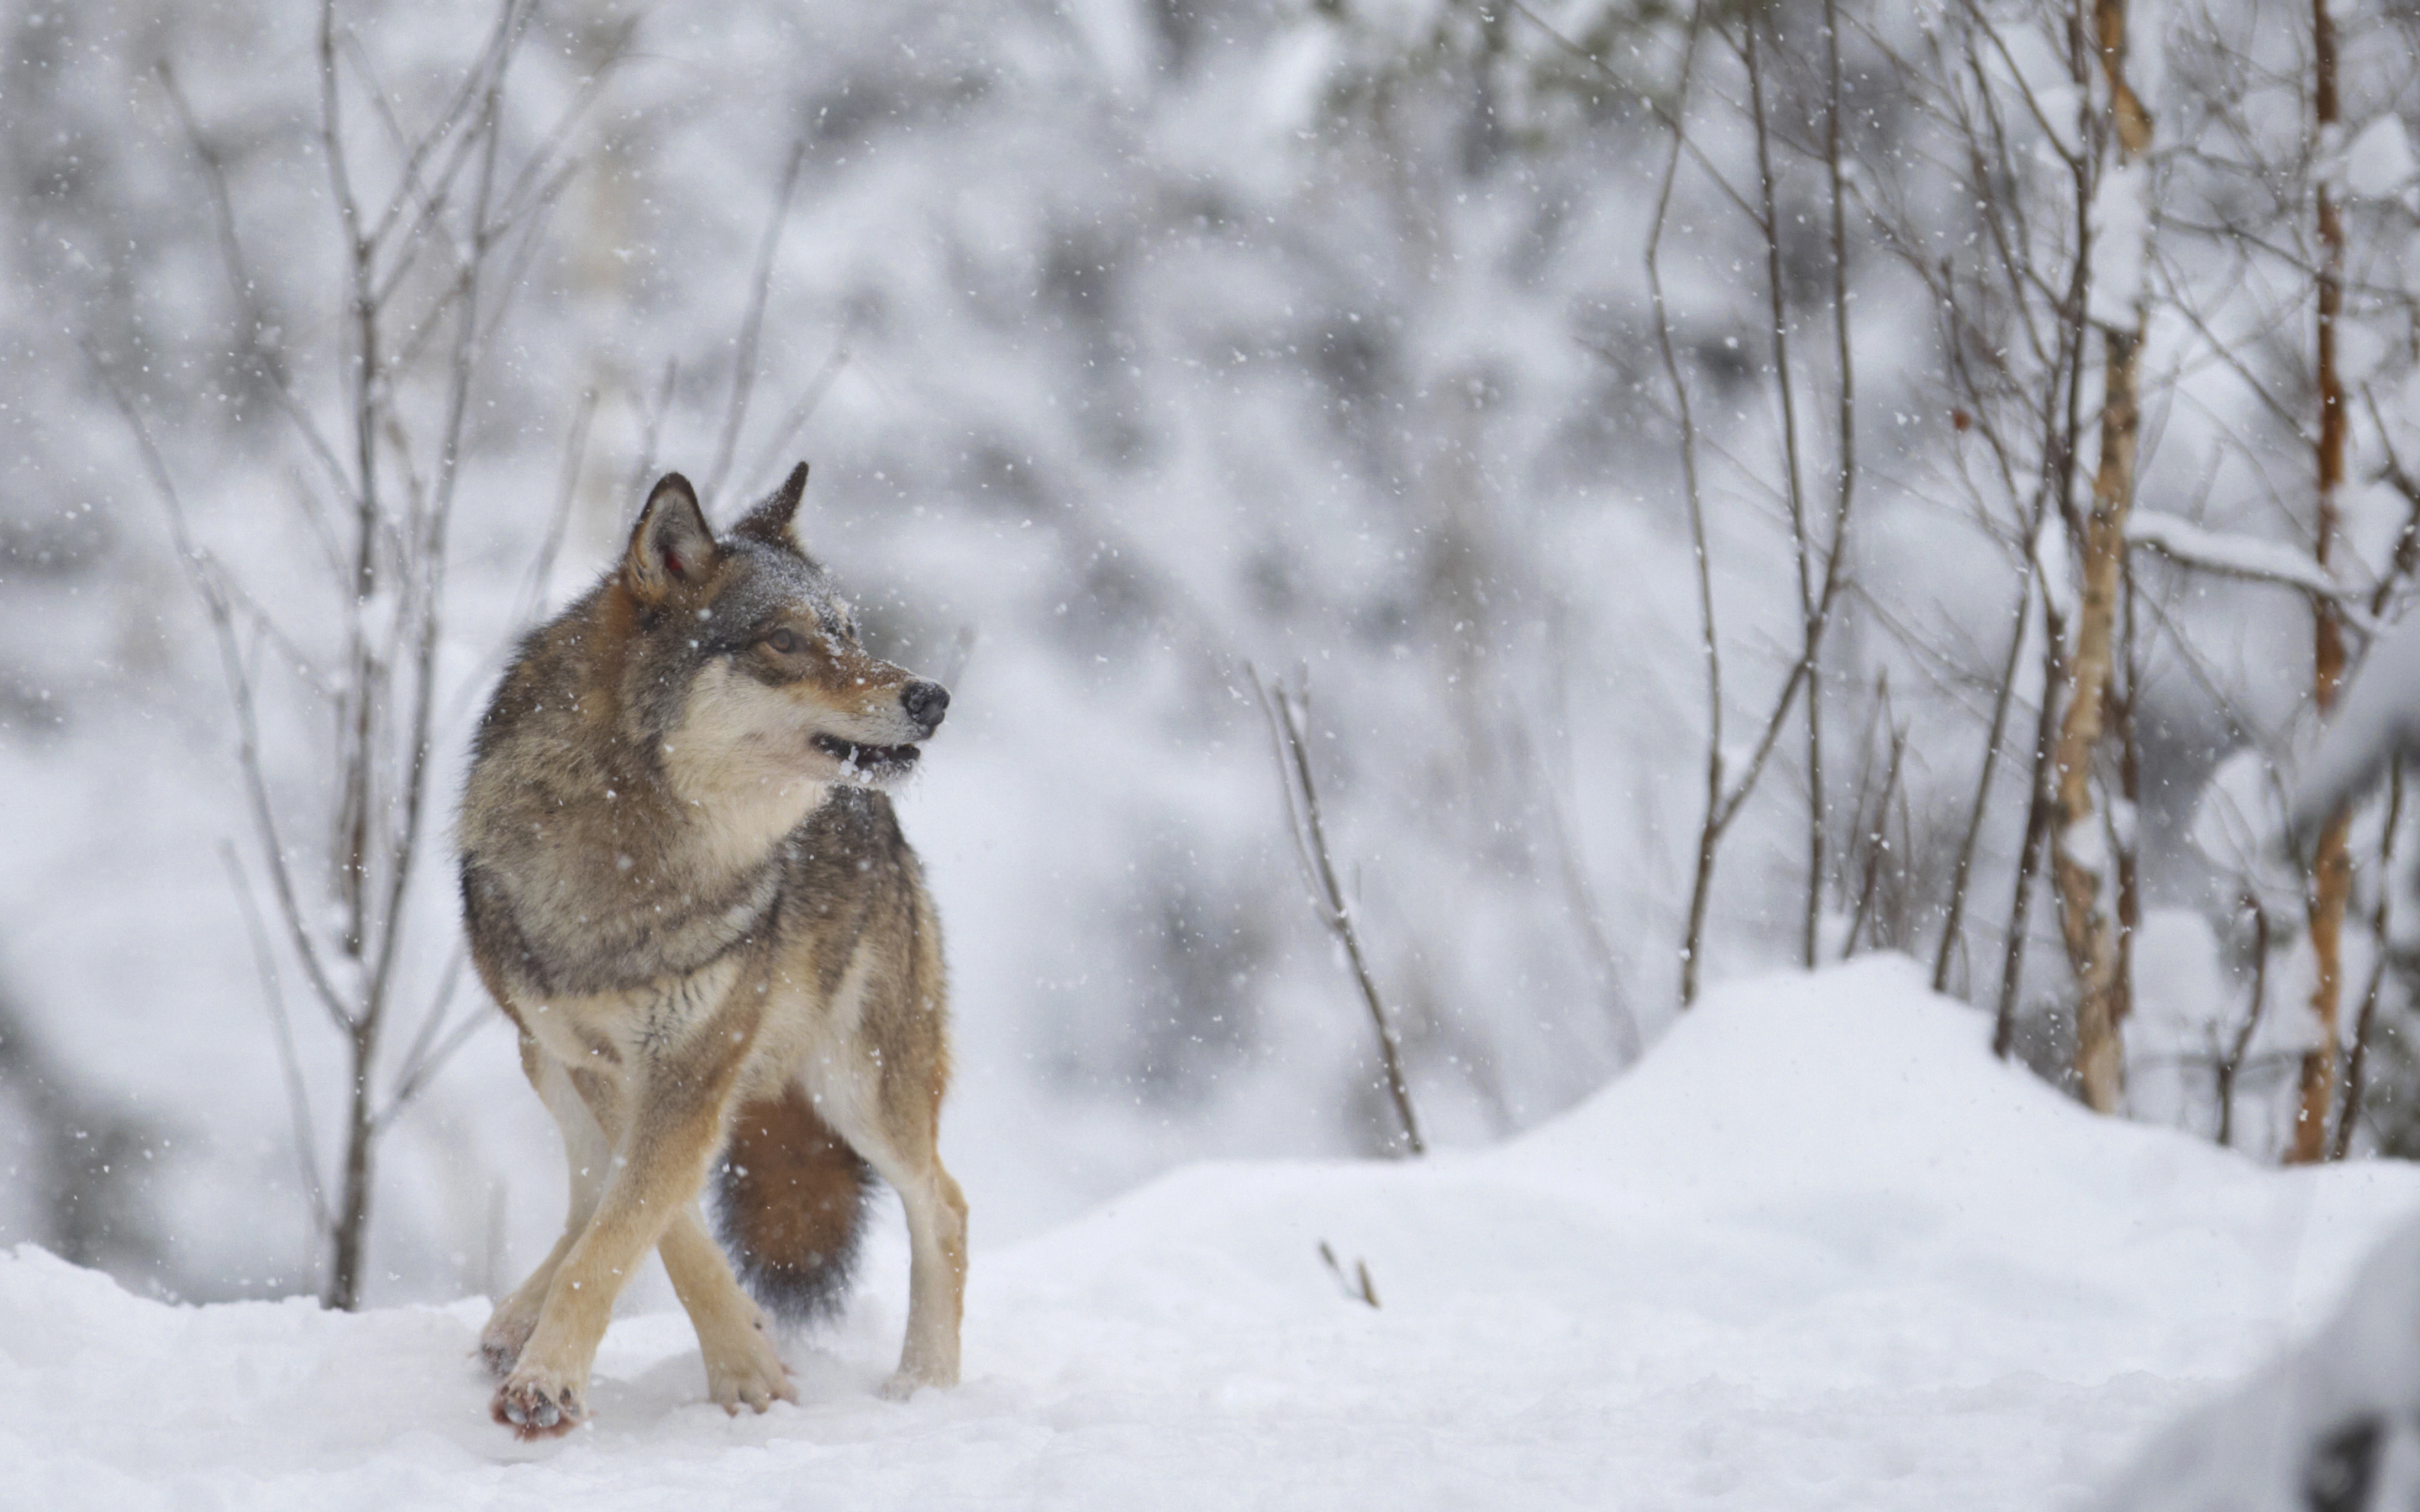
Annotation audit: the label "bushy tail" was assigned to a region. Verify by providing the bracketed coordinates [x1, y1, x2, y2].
[713, 1084, 874, 1324]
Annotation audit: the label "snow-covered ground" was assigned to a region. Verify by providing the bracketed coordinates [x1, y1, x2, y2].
[3, 956, 2412, 1509]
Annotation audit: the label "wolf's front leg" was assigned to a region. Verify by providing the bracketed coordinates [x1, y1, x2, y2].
[492, 1037, 754, 1437]
[659, 1208, 794, 1414]
[482, 1053, 612, 1379]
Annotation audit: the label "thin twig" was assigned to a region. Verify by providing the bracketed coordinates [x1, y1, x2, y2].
[222, 843, 331, 1234]
[1844, 696, 1910, 961]
[628, 358, 680, 507]
[91, 354, 354, 1030]
[2217, 895, 2270, 1149]
[703, 138, 808, 507]
[739, 343, 851, 501]
[1251, 666, 1425, 1157]
[1937, 571, 2034, 992]
[512, 386, 598, 629]
[1741, 13, 1825, 970]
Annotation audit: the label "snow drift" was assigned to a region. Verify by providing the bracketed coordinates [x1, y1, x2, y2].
[3, 957, 2414, 1509]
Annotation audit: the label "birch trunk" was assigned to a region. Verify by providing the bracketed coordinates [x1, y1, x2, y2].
[2056, 0, 2154, 1114]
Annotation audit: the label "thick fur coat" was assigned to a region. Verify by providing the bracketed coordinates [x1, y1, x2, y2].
[459, 465, 965, 1436]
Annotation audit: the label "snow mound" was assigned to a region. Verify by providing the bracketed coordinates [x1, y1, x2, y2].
[2092, 1211, 2420, 1511]
[3, 956, 2417, 1509]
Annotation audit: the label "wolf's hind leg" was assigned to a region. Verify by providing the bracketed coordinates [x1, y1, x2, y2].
[822, 1099, 965, 1398]
[885, 1153, 966, 1396]
[481, 1047, 610, 1378]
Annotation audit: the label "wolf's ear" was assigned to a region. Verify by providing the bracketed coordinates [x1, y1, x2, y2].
[732, 461, 811, 556]
[625, 473, 717, 606]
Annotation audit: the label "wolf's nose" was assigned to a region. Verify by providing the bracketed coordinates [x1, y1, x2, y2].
[902, 680, 950, 733]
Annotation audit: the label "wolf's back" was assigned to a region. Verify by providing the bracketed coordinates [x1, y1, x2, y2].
[714, 1084, 875, 1323]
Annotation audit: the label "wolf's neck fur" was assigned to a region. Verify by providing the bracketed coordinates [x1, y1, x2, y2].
[461, 592, 828, 999]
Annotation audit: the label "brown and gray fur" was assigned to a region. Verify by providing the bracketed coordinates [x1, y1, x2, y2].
[459, 463, 965, 1437]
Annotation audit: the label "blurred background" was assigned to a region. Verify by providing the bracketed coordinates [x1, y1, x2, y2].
[0, 0, 2415, 1309]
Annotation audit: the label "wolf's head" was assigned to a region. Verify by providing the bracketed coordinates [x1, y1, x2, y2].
[618, 465, 948, 816]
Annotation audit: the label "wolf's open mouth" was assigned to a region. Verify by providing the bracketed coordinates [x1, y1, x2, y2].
[813, 733, 921, 774]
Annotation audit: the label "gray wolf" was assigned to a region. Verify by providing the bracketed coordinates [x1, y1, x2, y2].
[458, 463, 965, 1437]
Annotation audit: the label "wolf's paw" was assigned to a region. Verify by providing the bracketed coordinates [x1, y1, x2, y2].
[705, 1325, 797, 1416]
[877, 1362, 956, 1402]
[492, 1370, 586, 1439]
[879, 1332, 960, 1401]
[477, 1309, 536, 1380]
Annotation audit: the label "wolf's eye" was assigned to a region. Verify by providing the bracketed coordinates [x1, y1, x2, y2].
[763, 627, 804, 655]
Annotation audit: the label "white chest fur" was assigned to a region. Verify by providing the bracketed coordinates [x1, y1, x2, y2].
[519, 953, 751, 1073]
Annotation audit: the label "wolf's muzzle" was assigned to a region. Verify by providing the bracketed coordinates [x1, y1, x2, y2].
[901, 680, 950, 738]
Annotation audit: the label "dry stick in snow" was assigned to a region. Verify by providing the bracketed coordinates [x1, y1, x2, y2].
[1251, 669, 1425, 1158]
[2293, 0, 2354, 1164]
[2053, 0, 2154, 1116]
[1318, 1242, 1381, 1309]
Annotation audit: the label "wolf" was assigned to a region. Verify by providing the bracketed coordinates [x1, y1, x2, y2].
[458, 463, 965, 1437]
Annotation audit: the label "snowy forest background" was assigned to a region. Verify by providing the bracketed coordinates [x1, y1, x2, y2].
[0, 0, 2417, 1313]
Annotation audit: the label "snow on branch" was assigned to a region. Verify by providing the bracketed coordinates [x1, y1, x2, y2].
[2125, 512, 2374, 626]
[2293, 613, 2420, 837]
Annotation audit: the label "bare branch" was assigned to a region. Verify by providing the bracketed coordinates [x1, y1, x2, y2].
[1935, 571, 2035, 993]
[221, 842, 331, 1236]
[703, 138, 809, 508]
[89, 352, 355, 1032]
[739, 343, 851, 501]
[1251, 667, 1425, 1157]
[628, 358, 680, 507]
[509, 386, 599, 630]
[2216, 895, 2270, 1149]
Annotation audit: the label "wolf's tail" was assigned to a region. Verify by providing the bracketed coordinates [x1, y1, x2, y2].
[713, 1083, 876, 1324]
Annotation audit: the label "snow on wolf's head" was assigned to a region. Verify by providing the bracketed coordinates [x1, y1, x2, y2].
[623, 465, 951, 811]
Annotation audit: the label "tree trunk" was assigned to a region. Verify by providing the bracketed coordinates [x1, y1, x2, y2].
[324, 1022, 378, 1310]
[2332, 763, 2400, 1160]
[2054, 0, 2154, 1114]
[2291, 0, 2351, 1163]
[2056, 316, 2142, 1112]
